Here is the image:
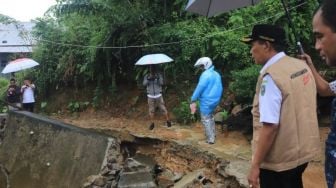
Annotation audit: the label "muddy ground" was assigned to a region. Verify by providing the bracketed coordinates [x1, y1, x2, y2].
[52, 110, 328, 188]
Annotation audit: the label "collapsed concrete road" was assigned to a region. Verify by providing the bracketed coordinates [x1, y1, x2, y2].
[0, 111, 252, 188]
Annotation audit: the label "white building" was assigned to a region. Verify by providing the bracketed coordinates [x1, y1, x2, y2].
[0, 22, 35, 75]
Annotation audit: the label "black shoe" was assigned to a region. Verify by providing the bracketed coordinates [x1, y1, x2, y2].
[167, 121, 172, 127]
[149, 123, 155, 130]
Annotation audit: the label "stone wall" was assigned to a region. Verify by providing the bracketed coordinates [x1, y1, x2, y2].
[0, 111, 113, 188]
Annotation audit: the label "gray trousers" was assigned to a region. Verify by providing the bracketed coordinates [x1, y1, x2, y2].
[201, 113, 216, 143]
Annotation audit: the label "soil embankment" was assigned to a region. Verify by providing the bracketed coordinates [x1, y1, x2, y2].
[54, 111, 327, 188]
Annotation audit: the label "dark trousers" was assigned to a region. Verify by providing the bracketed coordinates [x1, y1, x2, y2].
[326, 143, 336, 188]
[22, 102, 35, 112]
[260, 163, 308, 188]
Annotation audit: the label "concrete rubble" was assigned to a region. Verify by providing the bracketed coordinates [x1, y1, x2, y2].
[83, 139, 248, 188]
[1, 112, 250, 188]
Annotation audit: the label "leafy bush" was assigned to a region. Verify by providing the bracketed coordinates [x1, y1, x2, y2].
[0, 78, 8, 96]
[30, 0, 319, 110]
[173, 101, 199, 125]
[0, 78, 8, 97]
[229, 65, 261, 105]
[0, 77, 9, 112]
[39, 101, 48, 113]
[220, 109, 229, 121]
[92, 86, 103, 108]
[67, 101, 90, 113]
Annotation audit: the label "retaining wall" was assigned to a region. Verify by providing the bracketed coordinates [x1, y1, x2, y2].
[0, 111, 113, 188]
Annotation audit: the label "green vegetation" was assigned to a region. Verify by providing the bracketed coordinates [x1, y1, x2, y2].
[40, 101, 48, 113]
[0, 78, 8, 97]
[173, 101, 199, 125]
[67, 101, 90, 113]
[220, 110, 229, 121]
[0, 77, 9, 112]
[21, 0, 321, 115]
[229, 65, 261, 104]
[0, 14, 16, 24]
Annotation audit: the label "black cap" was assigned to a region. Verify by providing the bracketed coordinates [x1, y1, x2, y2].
[241, 24, 287, 45]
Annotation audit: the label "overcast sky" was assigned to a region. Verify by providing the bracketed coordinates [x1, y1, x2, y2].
[0, 0, 56, 22]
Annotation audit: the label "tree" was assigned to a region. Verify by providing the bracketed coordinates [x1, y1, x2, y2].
[32, 0, 320, 106]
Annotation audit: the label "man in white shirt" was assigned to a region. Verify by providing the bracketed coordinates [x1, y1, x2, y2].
[21, 77, 36, 112]
[243, 24, 320, 188]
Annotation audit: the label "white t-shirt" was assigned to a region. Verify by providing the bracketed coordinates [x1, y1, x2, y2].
[22, 84, 35, 103]
[259, 52, 286, 125]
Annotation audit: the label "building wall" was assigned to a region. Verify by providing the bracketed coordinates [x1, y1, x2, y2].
[0, 53, 9, 75]
[0, 22, 35, 78]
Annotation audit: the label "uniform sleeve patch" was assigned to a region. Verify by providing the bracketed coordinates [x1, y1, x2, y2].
[260, 84, 266, 96]
[290, 68, 308, 79]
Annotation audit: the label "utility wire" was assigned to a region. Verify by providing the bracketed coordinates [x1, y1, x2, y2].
[34, 1, 306, 49]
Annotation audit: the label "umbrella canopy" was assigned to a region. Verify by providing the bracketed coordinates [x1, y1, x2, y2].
[185, 0, 262, 17]
[1, 58, 39, 74]
[135, 53, 173, 66]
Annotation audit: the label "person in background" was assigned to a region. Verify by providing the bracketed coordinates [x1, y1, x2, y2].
[242, 24, 320, 188]
[21, 77, 36, 112]
[300, 0, 336, 187]
[190, 57, 223, 145]
[6, 78, 21, 110]
[143, 65, 171, 130]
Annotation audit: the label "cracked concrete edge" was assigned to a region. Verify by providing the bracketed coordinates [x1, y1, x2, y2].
[100, 137, 116, 170]
[128, 132, 251, 187]
[82, 127, 251, 187]
[224, 160, 250, 187]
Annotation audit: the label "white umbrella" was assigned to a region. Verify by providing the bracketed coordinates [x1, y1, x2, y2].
[1, 58, 39, 74]
[185, 0, 262, 17]
[135, 54, 173, 66]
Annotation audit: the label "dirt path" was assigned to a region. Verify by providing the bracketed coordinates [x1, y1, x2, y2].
[53, 113, 327, 188]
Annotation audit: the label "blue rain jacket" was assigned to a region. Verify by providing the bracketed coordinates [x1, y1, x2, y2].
[191, 66, 223, 115]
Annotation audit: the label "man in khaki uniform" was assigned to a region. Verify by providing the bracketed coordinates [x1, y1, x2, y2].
[242, 24, 320, 188]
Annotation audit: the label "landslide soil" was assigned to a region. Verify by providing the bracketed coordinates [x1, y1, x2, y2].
[47, 86, 327, 188]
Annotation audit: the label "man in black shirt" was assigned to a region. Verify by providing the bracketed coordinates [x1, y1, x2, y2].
[6, 78, 21, 110]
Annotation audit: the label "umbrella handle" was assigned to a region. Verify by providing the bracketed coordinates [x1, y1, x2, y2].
[281, 0, 305, 55]
[297, 41, 305, 55]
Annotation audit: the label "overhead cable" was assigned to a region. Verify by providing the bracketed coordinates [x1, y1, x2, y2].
[35, 1, 306, 49]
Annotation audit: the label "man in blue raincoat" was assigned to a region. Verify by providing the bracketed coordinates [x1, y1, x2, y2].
[190, 57, 223, 144]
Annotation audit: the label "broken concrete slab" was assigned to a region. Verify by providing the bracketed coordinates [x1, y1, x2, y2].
[118, 171, 156, 188]
[173, 169, 205, 188]
[217, 160, 249, 187]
